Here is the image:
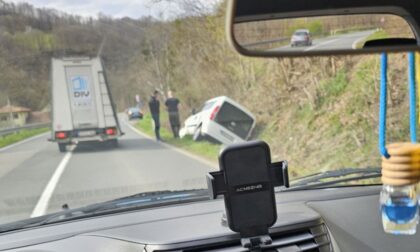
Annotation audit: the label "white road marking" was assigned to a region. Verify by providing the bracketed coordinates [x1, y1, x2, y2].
[352, 36, 367, 49]
[351, 30, 376, 49]
[30, 151, 72, 217]
[304, 39, 340, 52]
[0, 132, 49, 153]
[123, 120, 217, 169]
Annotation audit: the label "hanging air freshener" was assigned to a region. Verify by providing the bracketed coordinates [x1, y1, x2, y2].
[379, 52, 420, 235]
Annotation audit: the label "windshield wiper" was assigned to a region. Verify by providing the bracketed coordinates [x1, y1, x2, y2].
[0, 189, 209, 233]
[285, 167, 381, 191]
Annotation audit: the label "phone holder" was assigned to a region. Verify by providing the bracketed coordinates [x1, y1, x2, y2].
[206, 141, 289, 251]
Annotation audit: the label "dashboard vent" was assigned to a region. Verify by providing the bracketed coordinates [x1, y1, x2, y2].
[156, 223, 332, 252]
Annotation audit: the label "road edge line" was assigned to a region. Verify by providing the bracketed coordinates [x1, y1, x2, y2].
[123, 121, 217, 169]
[0, 132, 50, 153]
[304, 38, 340, 52]
[30, 151, 72, 217]
[352, 37, 366, 49]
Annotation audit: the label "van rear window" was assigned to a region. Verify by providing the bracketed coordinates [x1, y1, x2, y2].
[215, 102, 254, 139]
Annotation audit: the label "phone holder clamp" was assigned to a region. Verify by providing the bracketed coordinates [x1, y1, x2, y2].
[206, 142, 289, 251]
[207, 161, 289, 200]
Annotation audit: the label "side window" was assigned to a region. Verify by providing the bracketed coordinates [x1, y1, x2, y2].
[200, 101, 216, 112]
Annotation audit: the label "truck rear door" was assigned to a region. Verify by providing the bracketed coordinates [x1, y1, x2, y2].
[65, 65, 99, 129]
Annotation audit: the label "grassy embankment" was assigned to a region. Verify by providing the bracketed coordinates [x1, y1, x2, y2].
[135, 54, 409, 181]
[0, 128, 49, 148]
[258, 54, 409, 180]
[355, 30, 388, 49]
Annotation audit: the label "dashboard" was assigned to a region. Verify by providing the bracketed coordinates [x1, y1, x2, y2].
[0, 186, 419, 252]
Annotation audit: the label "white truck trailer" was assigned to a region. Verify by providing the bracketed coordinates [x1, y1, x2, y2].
[50, 57, 123, 152]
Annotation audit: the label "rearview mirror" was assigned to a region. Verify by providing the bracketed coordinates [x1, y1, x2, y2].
[227, 0, 420, 57]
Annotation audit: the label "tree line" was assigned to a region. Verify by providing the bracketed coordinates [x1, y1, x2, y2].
[0, 0, 412, 176]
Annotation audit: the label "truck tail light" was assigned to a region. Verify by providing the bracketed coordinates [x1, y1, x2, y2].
[55, 132, 67, 139]
[210, 106, 220, 121]
[106, 128, 117, 135]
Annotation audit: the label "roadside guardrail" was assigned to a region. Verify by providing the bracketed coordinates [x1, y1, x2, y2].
[0, 122, 50, 137]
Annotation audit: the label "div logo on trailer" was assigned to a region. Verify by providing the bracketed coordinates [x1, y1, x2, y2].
[72, 76, 90, 98]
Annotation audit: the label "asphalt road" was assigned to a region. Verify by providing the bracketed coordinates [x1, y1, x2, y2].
[273, 30, 376, 52]
[0, 118, 217, 224]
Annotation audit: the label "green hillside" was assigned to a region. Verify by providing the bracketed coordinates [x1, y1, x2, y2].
[0, 0, 412, 179]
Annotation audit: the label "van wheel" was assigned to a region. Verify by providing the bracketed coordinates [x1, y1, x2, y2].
[58, 143, 67, 152]
[192, 126, 203, 141]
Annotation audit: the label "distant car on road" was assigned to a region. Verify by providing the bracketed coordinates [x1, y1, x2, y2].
[290, 29, 312, 47]
[127, 107, 143, 120]
[179, 96, 256, 145]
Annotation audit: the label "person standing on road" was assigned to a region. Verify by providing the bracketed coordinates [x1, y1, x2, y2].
[148, 90, 161, 141]
[165, 91, 181, 138]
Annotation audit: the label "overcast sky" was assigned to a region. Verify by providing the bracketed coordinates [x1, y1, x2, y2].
[8, 0, 216, 19]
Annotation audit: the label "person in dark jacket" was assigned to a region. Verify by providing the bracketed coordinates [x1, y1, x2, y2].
[165, 91, 181, 138]
[148, 90, 161, 141]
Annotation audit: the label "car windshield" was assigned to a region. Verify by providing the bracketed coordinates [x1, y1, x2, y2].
[0, 0, 410, 228]
[295, 32, 308, 36]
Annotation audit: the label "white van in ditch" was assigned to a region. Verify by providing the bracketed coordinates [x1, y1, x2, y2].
[50, 57, 123, 152]
[179, 96, 256, 145]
